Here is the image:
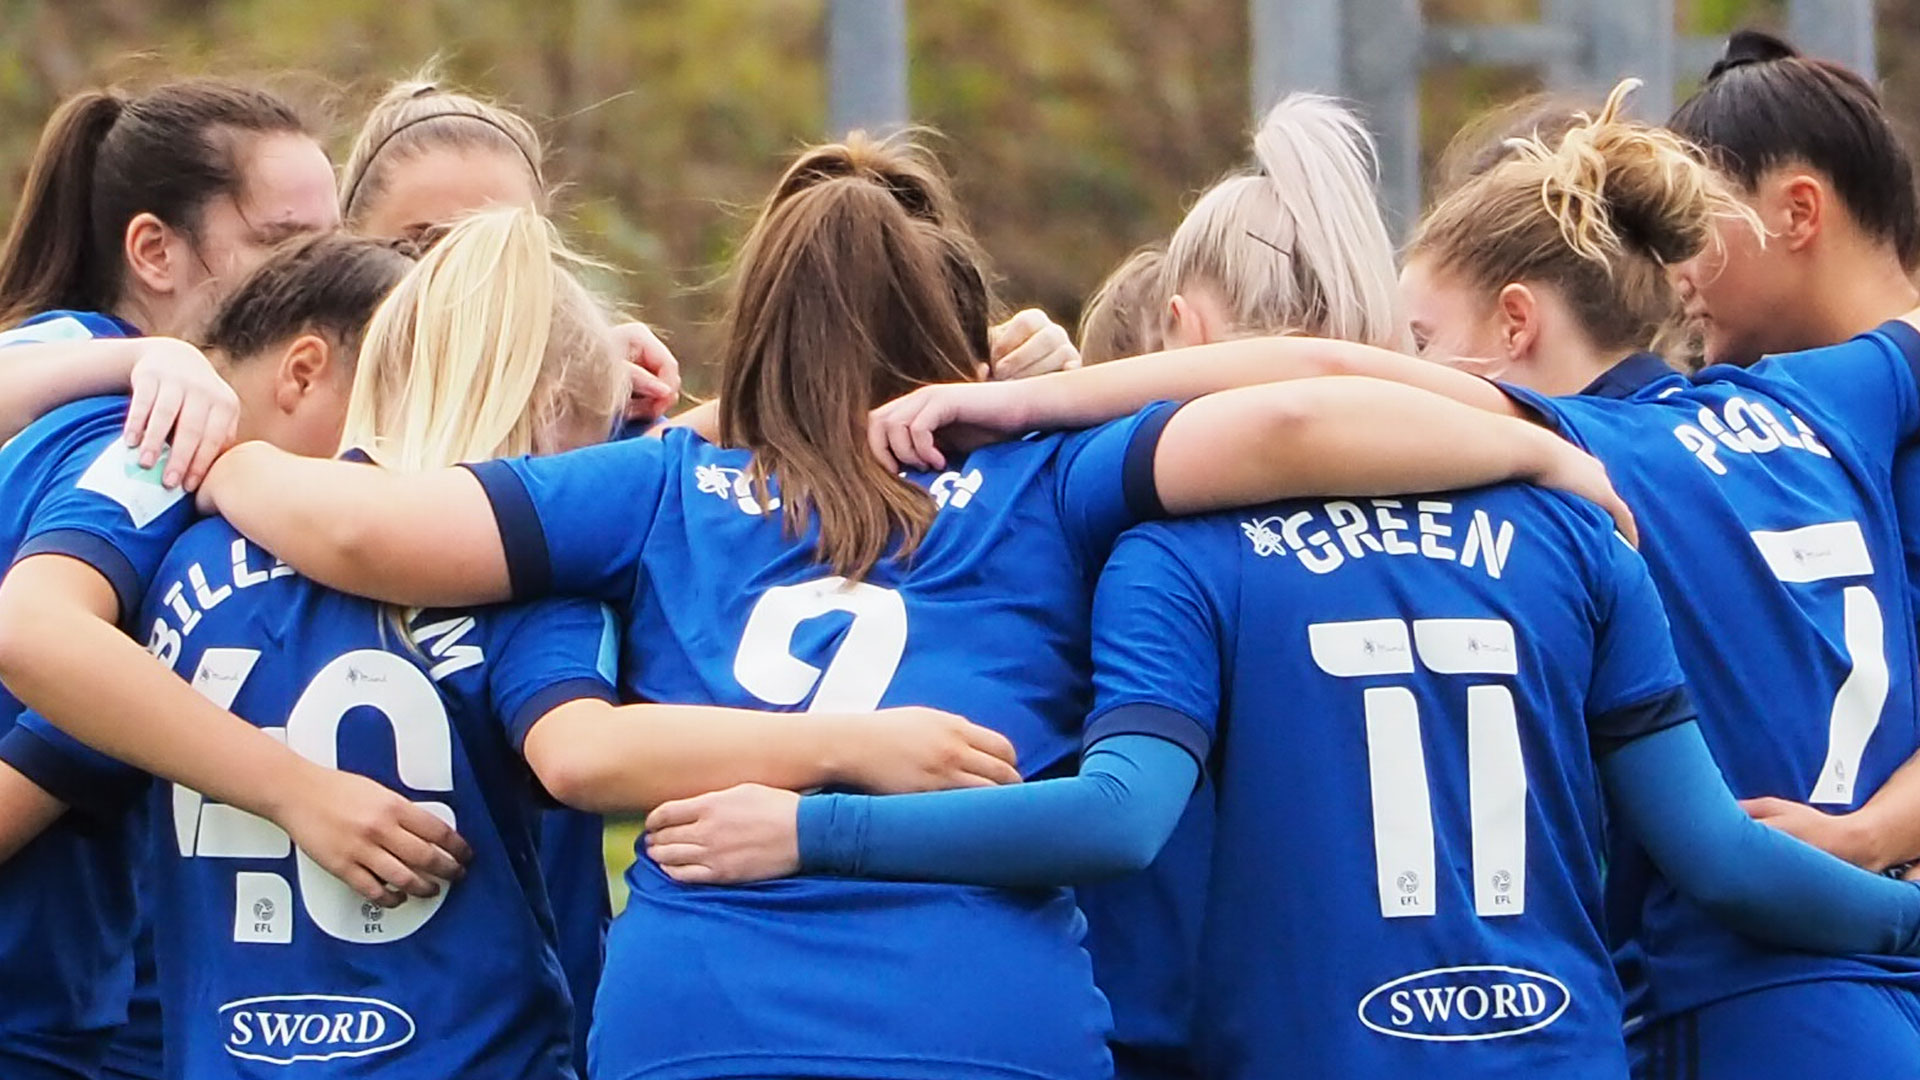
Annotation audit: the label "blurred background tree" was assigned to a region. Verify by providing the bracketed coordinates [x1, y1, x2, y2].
[1, 1, 1911, 397]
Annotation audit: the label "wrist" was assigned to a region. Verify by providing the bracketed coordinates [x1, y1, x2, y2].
[1843, 806, 1904, 872]
[806, 712, 866, 790]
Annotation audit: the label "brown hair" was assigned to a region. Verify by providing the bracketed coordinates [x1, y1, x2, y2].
[203, 233, 413, 366]
[0, 80, 310, 329]
[1409, 80, 1758, 356]
[341, 72, 545, 231]
[1078, 244, 1166, 363]
[1669, 29, 1919, 269]
[716, 133, 987, 579]
[1434, 92, 1591, 194]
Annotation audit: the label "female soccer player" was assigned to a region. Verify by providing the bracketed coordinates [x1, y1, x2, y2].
[0, 80, 457, 1080]
[838, 79, 1920, 1079]
[191, 132, 1624, 1080]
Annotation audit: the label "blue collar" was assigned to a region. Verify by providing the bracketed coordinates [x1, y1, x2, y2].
[1579, 352, 1677, 399]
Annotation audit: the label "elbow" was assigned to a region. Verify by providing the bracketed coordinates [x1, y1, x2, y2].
[1081, 818, 1171, 881]
[530, 748, 618, 815]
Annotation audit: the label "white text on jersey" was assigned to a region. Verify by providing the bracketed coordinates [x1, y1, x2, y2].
[1671, 395, 1832, 477]
[1242, 499, 1515, 580]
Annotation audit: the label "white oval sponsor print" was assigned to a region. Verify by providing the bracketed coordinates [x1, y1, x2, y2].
[220, 994, 415, 1065]
[1357, 965, 1570, 1042]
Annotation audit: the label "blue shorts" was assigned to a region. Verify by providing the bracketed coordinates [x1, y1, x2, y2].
[1631, 981, 1920, 1080]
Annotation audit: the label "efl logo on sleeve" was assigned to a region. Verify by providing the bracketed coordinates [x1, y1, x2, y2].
[76, 441, 186, 528]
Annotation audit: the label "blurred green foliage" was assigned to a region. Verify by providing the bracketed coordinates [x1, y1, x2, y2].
[3, 1, 1908, 398]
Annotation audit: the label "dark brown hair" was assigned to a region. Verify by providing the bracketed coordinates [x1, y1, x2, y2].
[1411, 80, 1758, 356]
[0, 80, 311, 330]
[1669, 30, 1920, 269]
[203, 233, 412, 366]
[717, 133, 988, 579]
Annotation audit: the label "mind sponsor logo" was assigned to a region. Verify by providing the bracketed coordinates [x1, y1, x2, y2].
[220, 994, 415, 1065]
[1357, 965, 1569, 1042]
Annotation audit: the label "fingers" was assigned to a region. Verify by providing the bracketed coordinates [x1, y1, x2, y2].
[124, 374, 157, 449]
[179, 399, 237, 492]
[138, 382, 184, 472]
[1739, 797, 1794, 819]
[958, 748, 1022, 787]
[887, 405, 941, 472]
[993, 326, 1078, 380]
[868, 405, 904, 471]
[336, 864, 399, 906]
[645, 796, 705, 834]
[909, 415, 945, 472]
[381, 824, 467, 883]
[163, 401, 207, 490]
[963, 723, 1019, 768]
[1903, 864, 1920, 883]
[363, 848, 441, 902]
[656, 860, 721, 885]
[397, 802, 473, 867]
[989, 309, 1050, 364]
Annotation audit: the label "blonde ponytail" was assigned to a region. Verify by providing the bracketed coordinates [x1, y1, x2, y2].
[340, 207, 627, 472]
[1163, 93, 1405, 349]
[1411, 79, 1760, 353]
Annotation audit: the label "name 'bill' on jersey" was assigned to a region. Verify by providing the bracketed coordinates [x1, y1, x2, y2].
[1500, 325, 1920, 1024]
[132, 516, 615, 1079]
[466, 406, 1176, 1080]
[1092, 485, 1691, 1079]
[0, 352, 188, 1080]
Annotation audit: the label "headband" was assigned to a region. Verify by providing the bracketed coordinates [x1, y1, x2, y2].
[343, 109, 542, 212]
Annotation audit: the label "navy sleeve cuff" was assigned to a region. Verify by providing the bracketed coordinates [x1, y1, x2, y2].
[797, 792, 868, 875]
[1492, 381, 1573, 440]
[1121, 402, 1180, 522]
[1878, 320, 1920, 408]
[1590, 684, 1696, 757]
[1083, 702, 1212, 773]
[0, 723, 146, 820]
[15, 529, 143, 625]
[461, 461, 551, 601]
[507, 677, 618, 752]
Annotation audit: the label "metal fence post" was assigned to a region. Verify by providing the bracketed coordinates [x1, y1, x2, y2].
[1789, 0, 1877, 80]
[1251, 0, 1344, 115]
[1343, 0, 1424, 231]
[827, 0, 909, 137]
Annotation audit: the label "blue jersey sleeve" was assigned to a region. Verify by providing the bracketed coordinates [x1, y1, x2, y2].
[462, 436, 673, 604]
[487, 600, 621, 752]
[0, 712, 146, 819]
[1052, 402, 1180, 569]
[1745, 322, 1920, 463]
[1602, 721, 1920, 957]
[14, 425, 194, 622]
[797, 733, 1199, 886]
[1586, 523, 1695, 754]
[1084, 522, 1225, 765]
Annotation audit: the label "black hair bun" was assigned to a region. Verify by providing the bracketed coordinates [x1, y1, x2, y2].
[1709, 29, 1801, 80]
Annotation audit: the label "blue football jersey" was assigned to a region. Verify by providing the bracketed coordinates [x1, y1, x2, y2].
[465, 406, 1176, 1080]
[538, 805, 610, 1072]
[1501, 329, 1920, 1024]
[0, 312, 188, 1080]
[1093, 485, 1691, 1079]
[136, 516, 617, 1079]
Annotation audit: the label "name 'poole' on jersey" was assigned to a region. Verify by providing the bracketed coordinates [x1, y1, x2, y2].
[1499, 327, 1920, 1024]
[464, 406, 1179, 1080]
[130, 515, 616, 1080]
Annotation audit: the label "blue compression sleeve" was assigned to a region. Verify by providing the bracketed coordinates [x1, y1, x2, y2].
[798, 733, 1199, 887]
[1602, 721, 1920, 956]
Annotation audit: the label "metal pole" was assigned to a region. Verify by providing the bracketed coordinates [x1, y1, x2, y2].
[1250, 0, 1343, 116]
[1590, 0, 1675, 117]
[827, 0, 909, 137]
[1344, 0, 1423, 232]
[1789, 0, 1877, 81]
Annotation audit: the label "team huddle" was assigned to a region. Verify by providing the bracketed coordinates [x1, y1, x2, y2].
[2, 24, 1920, 1080]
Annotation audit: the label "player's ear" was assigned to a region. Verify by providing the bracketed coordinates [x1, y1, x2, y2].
[274, 333, 336, 412]
[1778, 172, 1824, 253]
[123, 212, 184, 298]
[1494, 282, 1539, 363]
[1164, 293, 1205, 349]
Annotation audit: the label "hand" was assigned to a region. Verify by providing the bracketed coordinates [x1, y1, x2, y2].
[988, 309, 1081, 381]
[273, 766, 473, 907]
[868, 381, 1033, 472]
[1742, 796, 1885, 872]
[123, 338, 240, 491]
[645, 783, 802, 885]
[828, 706, 1021, 793]
[611, 322, 682, 425]
[1532, 441, 1638, 546]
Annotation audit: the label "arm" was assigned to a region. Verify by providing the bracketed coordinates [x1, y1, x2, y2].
[644, 734, 1196, 886]
[870, 335, 1521, 470]
[0, 337, 238, 490]
[0, 555, 471, 903]
[522, 699, 1020, 815]
[1741, 749, 1920, 875]
[0, 761, 64, 865]
[198, 443, 511, 608]
[1148, 376, 1631, 537]
[1603, 721, 1920, 955]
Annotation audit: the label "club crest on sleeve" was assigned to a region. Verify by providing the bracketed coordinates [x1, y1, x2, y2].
[76, 440, 186, 528]
[0, 315, 99, 348]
